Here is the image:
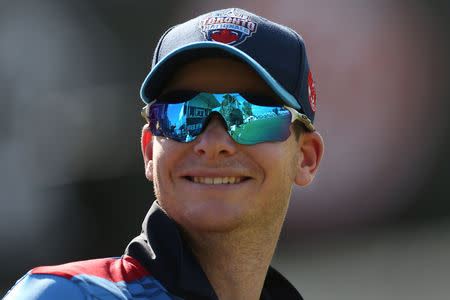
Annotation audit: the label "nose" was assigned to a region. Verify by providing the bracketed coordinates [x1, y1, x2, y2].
[193, 114, 237, 159]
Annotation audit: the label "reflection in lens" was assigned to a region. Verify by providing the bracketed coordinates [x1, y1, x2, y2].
[149, 93, 292, 144]
[230, 104, 292, 145]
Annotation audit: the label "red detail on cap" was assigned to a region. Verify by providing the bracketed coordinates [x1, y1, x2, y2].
[307, 70, 317, 112]
[211, 28, 239, 44]
[30, 256, 150, 283]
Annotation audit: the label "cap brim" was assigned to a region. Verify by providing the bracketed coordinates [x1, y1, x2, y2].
[140, 42, 301, 111]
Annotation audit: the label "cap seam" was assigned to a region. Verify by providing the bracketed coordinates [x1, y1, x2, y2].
[154, 26, 177, 66]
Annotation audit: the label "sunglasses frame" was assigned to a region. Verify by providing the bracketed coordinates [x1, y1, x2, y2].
[141, 94, 315, 142]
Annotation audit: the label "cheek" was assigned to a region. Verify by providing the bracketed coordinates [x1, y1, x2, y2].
[254, 143, 298, 185]
[151, 138, 193, 212]
[151, 139, 178, 200]
[249, 143, 298, 208]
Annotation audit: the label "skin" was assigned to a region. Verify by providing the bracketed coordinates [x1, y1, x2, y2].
[141, 57, 324, 300]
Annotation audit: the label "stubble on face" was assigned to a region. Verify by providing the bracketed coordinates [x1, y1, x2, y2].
[151, 129, 301, 235]
[148, 57, 302, 235]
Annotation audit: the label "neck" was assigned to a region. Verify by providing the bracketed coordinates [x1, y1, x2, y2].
[182, 218, 285, 300]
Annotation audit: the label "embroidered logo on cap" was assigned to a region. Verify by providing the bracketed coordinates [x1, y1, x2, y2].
[307, 70, 317, 112]
[199, 9, 257, 46]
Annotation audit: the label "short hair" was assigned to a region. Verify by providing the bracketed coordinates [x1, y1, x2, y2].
[292, 120, 308, 141]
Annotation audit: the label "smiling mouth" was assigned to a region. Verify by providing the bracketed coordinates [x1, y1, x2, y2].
[185, 176, 249, 184]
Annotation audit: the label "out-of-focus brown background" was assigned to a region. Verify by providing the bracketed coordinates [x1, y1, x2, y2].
[1, 0, 449, 299]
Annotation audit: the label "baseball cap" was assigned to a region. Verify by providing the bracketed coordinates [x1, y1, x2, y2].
[140, 8, 317, 124]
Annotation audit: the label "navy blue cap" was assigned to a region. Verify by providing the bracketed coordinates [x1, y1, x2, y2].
[140, 8, 317, 124]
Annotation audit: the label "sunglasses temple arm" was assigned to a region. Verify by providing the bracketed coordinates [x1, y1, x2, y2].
[286, 107, 315, 131]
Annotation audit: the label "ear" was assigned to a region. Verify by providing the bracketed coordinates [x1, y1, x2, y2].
[294, 131, 324, 186]
[141, 125, 154, 181]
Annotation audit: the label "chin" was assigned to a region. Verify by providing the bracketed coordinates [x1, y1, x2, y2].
[168, 198, 250, 233]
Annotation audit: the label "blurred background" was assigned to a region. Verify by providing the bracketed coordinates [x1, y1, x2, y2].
[1, 0, 449, 299]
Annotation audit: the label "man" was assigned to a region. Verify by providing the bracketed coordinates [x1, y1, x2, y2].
[3, 8, 323, 300]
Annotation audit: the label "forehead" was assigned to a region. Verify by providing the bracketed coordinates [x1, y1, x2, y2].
[160, 57, 280, 100]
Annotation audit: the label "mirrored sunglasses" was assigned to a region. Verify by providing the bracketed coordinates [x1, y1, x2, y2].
[141, 92, 314, 145]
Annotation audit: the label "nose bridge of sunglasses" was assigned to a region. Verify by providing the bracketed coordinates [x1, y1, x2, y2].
[201, 111, 229, 132]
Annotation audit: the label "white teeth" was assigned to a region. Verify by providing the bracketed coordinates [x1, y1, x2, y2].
[191, 176, 244, 184]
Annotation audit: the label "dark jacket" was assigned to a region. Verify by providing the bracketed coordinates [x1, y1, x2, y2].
[3, 201, 303, 300]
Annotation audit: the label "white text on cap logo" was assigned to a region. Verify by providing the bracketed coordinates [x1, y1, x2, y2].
[199, 9, 257, 46]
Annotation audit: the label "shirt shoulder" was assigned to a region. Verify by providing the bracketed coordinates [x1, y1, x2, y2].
[3, 256, 180, 300]
[3, 273, 85, 300]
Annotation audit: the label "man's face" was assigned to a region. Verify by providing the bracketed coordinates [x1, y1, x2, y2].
[143, 58, 308, 233]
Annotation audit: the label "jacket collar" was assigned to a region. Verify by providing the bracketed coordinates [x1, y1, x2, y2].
[125, 201, 302, 300]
